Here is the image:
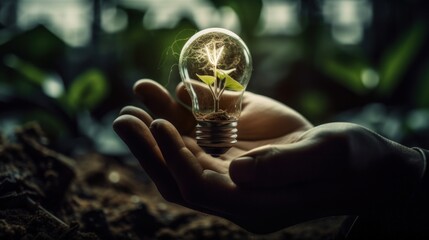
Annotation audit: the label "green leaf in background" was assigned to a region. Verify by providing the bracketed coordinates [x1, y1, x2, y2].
[379, 22, 427, 96]
[66, 69, 108, 112]
[196, 74, 216, 85]
[322, 58, 368, 94]
[4, 55, 46, 85]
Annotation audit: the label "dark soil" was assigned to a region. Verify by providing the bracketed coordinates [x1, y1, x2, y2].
[0, 123, 344, 240]
[196, 111, 233, 121]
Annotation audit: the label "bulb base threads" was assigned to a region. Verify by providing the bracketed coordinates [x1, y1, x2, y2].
[195, 120, 237, 157]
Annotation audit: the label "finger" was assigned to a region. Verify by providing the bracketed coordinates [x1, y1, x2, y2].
[133, 79, 174, 115]
[150, 119, 204, 198]
[113, 115, 183, 203]
[175, 82, 192, 108]
[134, 79, 195, 134]
[119, 106, 153, 126]
[229, 137, 348, 187]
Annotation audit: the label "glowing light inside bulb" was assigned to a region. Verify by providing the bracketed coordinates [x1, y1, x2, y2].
[205, 44, 224, 66]
[179, 28, 252, 156]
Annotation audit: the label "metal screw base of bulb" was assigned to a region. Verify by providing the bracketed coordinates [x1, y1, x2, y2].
[196, 120, 238, 157]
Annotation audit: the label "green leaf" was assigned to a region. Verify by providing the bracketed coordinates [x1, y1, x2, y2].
[5, 55, 46, 85]
[224, 74, 244, 91]
[66, 69, 108, 112]
[379, 22, 427, 96]
[215, 69, 226, 80]
[322, 58, 367, 94]
[196, 74, 215, 85]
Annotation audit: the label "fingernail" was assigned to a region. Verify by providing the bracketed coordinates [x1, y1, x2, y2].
[230, 156, 255, 183]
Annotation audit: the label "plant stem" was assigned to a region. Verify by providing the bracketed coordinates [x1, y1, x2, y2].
[214, 97, 220, 112]
[213, 64, 220, 112]
[207, 84, 217, 112]
[213, 65, 218, 96]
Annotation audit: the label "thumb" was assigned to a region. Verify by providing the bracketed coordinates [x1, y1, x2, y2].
[176, 82, 192, 108]
[229, 139, 347, 188]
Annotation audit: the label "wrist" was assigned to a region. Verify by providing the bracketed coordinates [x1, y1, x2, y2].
[411, 147, 428, 181]
[410, 147, 429, 202]
[385, 141, 426, 192]
[378, 142, 428, 208]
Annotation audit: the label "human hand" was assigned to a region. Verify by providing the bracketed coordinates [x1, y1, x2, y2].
[113, 79, 425, 233]
[113, 79, 312, 232]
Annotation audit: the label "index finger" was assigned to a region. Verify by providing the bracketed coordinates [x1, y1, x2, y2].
[133, 79, 195, 134]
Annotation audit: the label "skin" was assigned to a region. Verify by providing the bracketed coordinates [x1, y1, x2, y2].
[113, 79, 425, 234]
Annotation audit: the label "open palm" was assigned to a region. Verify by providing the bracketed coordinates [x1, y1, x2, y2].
[114, 79, 313, 232]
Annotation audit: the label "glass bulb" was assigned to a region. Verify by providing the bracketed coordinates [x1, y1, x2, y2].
[179, 28, 252, 156]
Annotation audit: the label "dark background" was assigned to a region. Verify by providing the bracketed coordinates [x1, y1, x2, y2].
[1, 0, 428, 156]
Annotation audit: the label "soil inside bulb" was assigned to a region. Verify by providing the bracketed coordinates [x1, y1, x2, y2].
[196, 110, 233, 121]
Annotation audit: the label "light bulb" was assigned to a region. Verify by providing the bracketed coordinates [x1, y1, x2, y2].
[179, 28, 252, 156]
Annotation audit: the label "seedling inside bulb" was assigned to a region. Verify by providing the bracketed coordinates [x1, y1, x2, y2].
[196, 44, 244, 114]
[179, 28, 252, 156]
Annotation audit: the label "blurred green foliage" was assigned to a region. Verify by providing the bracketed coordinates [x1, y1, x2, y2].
[0, 0, 428, 153]
[7, 55, 47, 85]
[379, 22, 427, 96]
[65, 69, 108, 113]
